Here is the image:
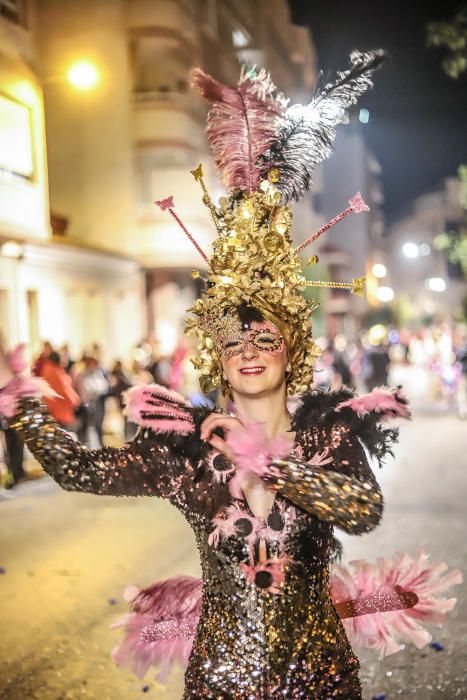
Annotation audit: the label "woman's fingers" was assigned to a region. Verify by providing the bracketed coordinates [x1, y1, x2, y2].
[207, 434, 234, 461]
[200, 413, 243, 441]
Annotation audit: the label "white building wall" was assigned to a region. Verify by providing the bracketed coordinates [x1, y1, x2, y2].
[0, 242, 145, 364]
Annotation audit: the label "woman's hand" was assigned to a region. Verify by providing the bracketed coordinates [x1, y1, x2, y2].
[200, 413, 244, 461]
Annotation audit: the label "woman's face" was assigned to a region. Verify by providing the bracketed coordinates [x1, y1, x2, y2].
[219, 320, 288, 398]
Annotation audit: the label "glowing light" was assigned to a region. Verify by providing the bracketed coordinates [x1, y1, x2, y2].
[425, 277, 446, 292]
[368, 324, 387, 345]
[359, 108, 370, 124]
[155, 320, 178, 356]
[1, 241, 23, 258]
[67, 61, 100, 91]
[402, 242, 419, 258]
[376, 286, 394, 302]
[371, 263, 387, 278]
[334, 334, 347, 352]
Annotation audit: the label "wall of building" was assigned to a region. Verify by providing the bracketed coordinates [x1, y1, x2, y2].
[0, 10, 50, 243]
[0, 1, 146, 359]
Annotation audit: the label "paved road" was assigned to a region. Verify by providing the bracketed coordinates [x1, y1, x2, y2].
[0, 412, 466, 700]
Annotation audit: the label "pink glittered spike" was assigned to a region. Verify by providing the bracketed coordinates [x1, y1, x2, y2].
[349, 191, 369, 213]
[154, 196, 208, 263]
[296, 192, 370, 253]
[154, 196, 174, 211]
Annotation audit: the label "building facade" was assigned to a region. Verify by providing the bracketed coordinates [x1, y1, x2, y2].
[1, 0, 319, 361]
[319, 120, 386, 337]
[0, 0, 146, 363]
[388, 177, 465, 325]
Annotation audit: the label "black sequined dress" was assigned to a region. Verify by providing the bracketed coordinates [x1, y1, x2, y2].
[11, 388, 394, 699]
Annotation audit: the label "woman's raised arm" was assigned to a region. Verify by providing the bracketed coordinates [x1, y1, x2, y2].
[11, 397, 187, 499]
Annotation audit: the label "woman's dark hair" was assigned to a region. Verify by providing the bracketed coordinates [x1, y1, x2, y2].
[48, 351, 61, 365]
[235, 303, 264, 326]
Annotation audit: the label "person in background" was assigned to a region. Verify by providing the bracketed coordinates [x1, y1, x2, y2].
[109, 360, 136, 441]
[32, 340, 53, 377]
[330, 336, 353, 388]
[41, 351, 81, 429]
[74, 356, 109, 447]
[1, 419, 26, 487]
[456, 333, 467, 419]
[364, 342, 391, 391]
[59, 343, 75, 374]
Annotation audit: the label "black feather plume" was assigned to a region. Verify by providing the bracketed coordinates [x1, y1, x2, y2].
[260, 50, 386, 202]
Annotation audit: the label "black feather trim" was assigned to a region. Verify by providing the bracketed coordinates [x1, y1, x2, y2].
[292, 387, 399, 468]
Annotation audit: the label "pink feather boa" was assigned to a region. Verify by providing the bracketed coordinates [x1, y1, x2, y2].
[0, 344, 56, 418]
[335, 386, 411, 421]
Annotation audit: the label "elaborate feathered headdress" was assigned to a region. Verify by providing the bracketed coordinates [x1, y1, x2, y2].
[155, 51, 385, 395]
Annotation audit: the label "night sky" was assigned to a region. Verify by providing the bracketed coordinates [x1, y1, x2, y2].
[289, 0, 467, 223]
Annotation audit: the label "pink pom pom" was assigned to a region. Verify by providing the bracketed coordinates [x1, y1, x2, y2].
[225, 422, 291, 478]
[349, 191, 370, 213]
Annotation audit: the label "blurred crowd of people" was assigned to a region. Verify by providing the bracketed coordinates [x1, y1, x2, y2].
[314, 322, 467, 415]
[1, 322, 466, 489]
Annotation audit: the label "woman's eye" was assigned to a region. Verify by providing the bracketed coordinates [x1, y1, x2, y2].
[257, 334, 277, 345]
[225, 340, 242, 349]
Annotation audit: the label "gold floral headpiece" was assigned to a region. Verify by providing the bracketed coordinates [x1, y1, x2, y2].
[155, 54, 384, 395]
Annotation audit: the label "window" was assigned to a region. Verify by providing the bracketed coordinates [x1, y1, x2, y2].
[0, 94, 34, 180]
[0, 0, 26, 26]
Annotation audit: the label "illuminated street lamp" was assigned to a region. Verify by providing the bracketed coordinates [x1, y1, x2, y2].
[402, 242, 419, 258]
[425, 277, 446, 292]
[376, 286, 394, 302]
[1, 241, 23, 258]
[371, 263, 387, 278]
[66, 60, 100, 91]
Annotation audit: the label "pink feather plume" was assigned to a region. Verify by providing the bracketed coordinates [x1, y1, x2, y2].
[191, 68, 285, 193]
[225, 421, 291, 478]
[330, 551, 461, 657]
[111, 576, 202, 683]
[0, 343, 58, 418]
[336, 386, 411, 421]
[123, 384, 194, 434]
[6, 343, 28, 373]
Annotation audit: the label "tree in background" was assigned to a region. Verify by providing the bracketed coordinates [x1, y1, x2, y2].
[433, 165, 467, 281]
[427, 6, 467, 78]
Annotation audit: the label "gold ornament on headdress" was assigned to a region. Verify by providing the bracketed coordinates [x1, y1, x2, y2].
[156, 171, 370, 396]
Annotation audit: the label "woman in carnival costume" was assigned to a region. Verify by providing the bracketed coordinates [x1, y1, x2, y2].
[0, 52, 461, 699]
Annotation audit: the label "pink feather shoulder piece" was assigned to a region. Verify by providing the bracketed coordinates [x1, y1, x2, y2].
[123, 384, 195, 434]
[335, 386, 411, 421]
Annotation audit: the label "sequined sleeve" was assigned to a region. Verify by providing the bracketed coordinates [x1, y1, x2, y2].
[10, 398, 188, 501]
[266, 425, 383, 535]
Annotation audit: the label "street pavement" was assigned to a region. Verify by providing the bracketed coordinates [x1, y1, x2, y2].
[0, 410, 466, 700]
